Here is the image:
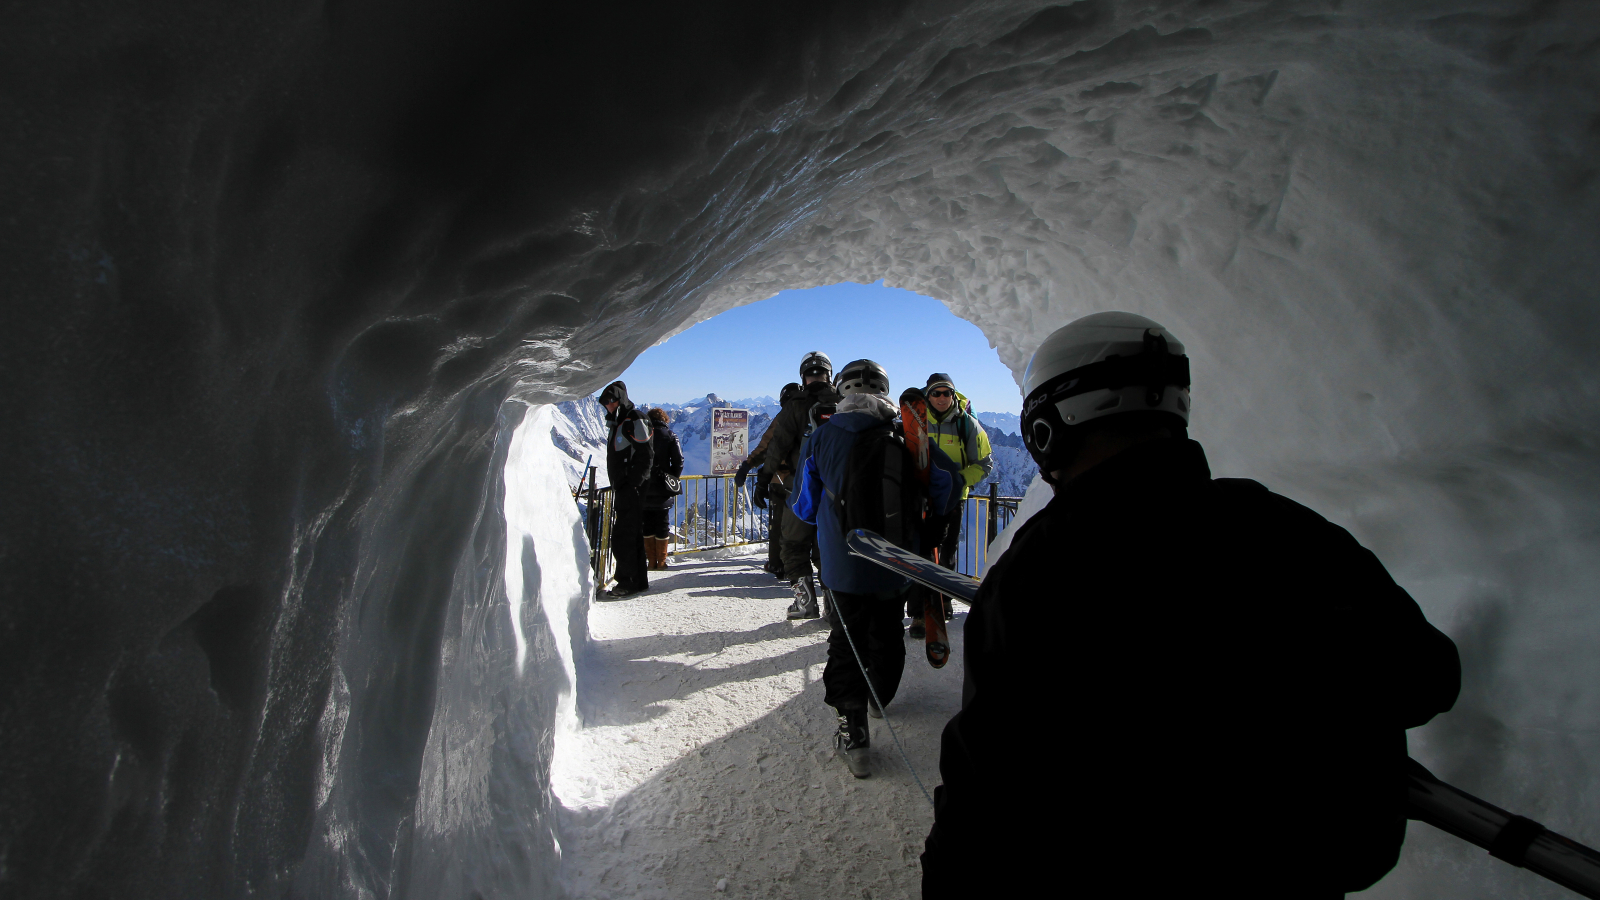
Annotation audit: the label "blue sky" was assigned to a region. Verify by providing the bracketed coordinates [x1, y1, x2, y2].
[617, 282, 1022, 414]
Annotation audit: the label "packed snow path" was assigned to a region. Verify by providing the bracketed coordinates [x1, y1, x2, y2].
[555, 550, 965, 899]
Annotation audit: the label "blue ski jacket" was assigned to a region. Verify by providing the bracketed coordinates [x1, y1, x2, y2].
[791, 396, 959, 593]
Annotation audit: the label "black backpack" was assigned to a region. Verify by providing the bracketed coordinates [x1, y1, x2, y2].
[805, 401, 837, 437]
[828, 421, 927, 550]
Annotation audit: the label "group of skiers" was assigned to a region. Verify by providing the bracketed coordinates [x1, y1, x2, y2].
[734, 355, 995, 632]
[600, 310, 1464, 897]
[597, 353, 997, 616]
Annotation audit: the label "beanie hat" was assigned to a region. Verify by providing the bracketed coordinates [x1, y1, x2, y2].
[925, 373, 955, 393]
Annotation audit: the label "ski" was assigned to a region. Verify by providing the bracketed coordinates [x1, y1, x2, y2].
[1408, 759, 1600, 898]
[899, 387, 931, 476]
[846, 528, 979, 604]
[899, 388, 950, 668]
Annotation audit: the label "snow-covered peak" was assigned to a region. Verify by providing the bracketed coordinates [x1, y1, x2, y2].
[974, 411, 1020, 436]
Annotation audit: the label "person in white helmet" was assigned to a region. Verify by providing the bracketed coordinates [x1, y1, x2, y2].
[920, 312, 1461, 898]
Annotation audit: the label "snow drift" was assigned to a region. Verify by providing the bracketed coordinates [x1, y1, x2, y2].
[3, 2, 1598, 899]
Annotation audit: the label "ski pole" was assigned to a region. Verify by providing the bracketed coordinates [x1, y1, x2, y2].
[1408, 759, 1600, 898]
[572, 455, 594, 500]
[829, 586, 935, 808]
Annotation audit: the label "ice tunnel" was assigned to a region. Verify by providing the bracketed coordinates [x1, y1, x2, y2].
[4, 0, 1599, 897]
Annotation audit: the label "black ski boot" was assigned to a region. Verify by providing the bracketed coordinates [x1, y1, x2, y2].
[835, 708, 870, 778]
[786, 576, 820, 619]
[908, 616, 925, 640]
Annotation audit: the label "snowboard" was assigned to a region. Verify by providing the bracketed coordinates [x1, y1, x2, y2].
[846, 528, 979, 605]
[899, 388, 950, 668]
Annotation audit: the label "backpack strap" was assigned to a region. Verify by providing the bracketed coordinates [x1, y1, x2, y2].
[881, 431, 907, 546]
[957, 413, 970, 468]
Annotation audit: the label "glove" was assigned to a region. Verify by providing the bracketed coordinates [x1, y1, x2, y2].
[734, 458, 754, 488]
[751, 482, 768, 509]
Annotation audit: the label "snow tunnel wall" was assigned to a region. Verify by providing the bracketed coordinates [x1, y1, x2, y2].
[3, 1, 1598, 898]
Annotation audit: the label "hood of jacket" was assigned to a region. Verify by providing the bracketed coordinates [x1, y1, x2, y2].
[600, 380, 633, 419]
[832, 392, 897, 429]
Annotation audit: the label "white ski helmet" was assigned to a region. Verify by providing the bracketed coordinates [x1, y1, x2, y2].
[834, 358, 890, 396]
[799, 350, 832, 381]
[1021, 311, 1191, 477]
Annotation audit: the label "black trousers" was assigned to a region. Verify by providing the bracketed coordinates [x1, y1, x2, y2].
[766, 497, 785, 569]
[611, 487, 649, 589]
[823, 587, 910, 712]
[641, 506, 670, 539]
[908, 504, 963, 618]
[780, 494, 819, 582]
[927, 501, 963, 566]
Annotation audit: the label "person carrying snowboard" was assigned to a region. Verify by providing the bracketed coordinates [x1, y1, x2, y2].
[763, 352, 842, 619]
[790, 359, 958, 778]
[734, 381, 802, 576]
[908, 372, 993, 638]
[920, 313, 1461, 897]
[598, 381, 654, 597]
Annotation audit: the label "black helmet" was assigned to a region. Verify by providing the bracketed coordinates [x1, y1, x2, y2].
[779, 382, 803, 404]
[834, 359, 890, 396]
[799, 351, 832, 381]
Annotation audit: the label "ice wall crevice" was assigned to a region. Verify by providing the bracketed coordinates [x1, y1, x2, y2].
[3, 1, 1598, 899]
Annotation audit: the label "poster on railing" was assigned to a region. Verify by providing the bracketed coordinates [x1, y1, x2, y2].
[710, 408, 749, 476]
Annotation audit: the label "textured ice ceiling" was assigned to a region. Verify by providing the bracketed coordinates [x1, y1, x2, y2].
[4, 0, 1598, 898]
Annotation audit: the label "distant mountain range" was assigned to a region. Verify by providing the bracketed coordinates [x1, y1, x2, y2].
[973, 410, 1020, 435]
[640, 394, 778, 412]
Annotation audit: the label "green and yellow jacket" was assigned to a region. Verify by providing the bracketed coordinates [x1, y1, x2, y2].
[926, 391, 993, 500]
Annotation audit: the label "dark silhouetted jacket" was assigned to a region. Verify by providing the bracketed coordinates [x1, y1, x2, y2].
[604, 396, 653, 491]
[641, 424, 683, 508]
[762, 380, 842, 488]
[922, 438, 1460, 899]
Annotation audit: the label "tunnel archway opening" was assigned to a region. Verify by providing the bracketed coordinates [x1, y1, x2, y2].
[504, 279, 1046, 897]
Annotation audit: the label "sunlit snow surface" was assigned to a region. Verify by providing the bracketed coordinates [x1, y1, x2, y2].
[551, 550, 963, 898]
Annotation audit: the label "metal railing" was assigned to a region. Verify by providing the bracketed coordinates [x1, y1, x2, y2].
[575, 467, 1017, 592]
[576, 469, 771, 591]
[670, 474, 773, 554]
[951, 481, 1022, 580]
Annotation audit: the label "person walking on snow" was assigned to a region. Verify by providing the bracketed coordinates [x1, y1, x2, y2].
[734, 381, 803, 577]
[920, 312, 1461, 898]
[762, 352, 842, 619]
[790, 359, 958, 778]
[640, 406, 683, 571]
[598, 381, 654, 597]
[908, 373, 993, 639]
